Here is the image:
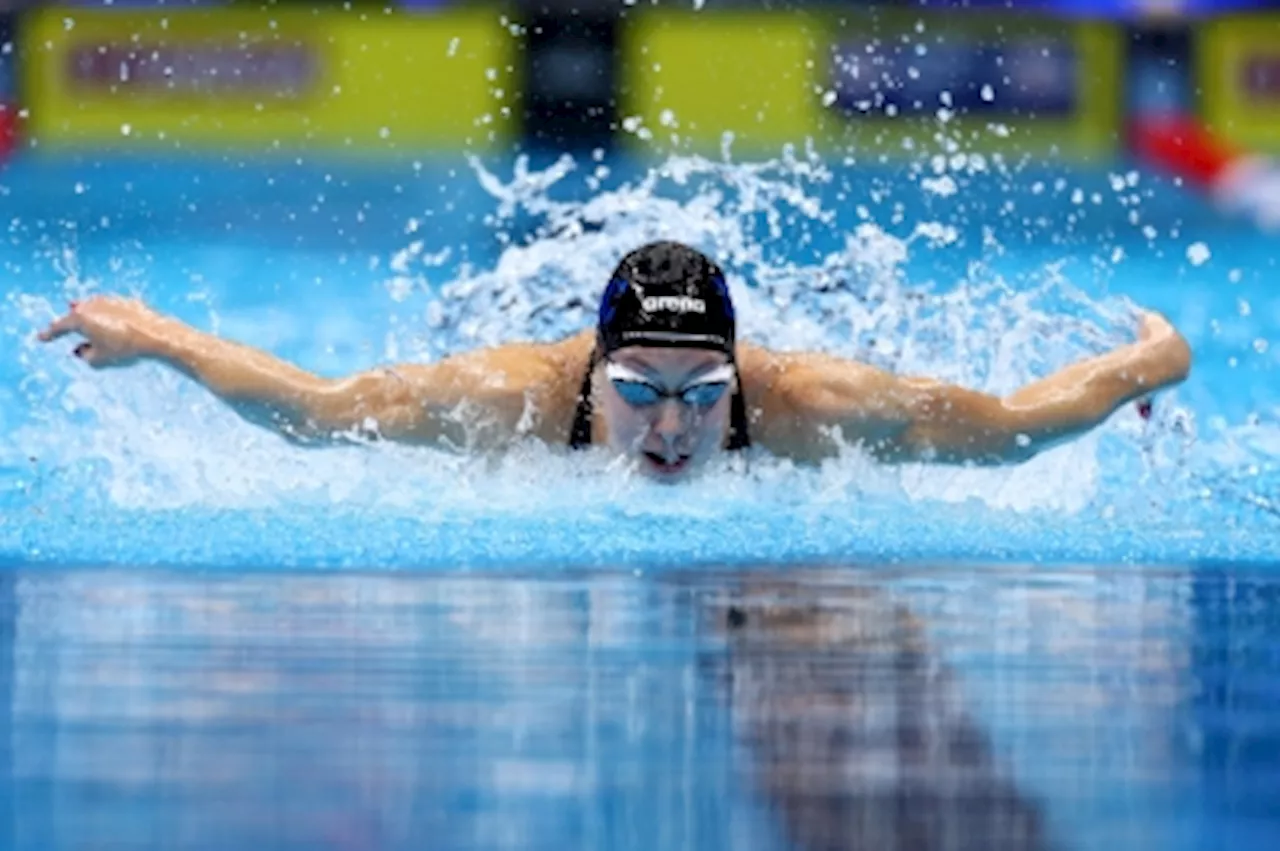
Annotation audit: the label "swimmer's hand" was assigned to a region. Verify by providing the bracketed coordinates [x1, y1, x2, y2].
[1135, 308, 1187, 351]
[1136, 307, 1191, 378]
[37, 296, 164, 368]
[37, 295, 339, 440]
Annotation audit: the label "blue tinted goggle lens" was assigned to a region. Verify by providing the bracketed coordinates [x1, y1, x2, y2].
[611, 380, 662, 407]
[679, 381, 731, 408]
[610, 379, 730, 408]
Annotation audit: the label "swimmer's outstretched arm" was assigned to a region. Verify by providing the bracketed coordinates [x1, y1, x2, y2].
[37, 297, 585, 448]
[760, 309, 1191, 465]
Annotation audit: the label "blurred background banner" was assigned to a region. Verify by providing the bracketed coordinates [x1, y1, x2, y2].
[1199, 12, 1280, 152]
[622, 8, 1121, 160]
[18, 4, 516, 153]
[3, 0, 1280, 160]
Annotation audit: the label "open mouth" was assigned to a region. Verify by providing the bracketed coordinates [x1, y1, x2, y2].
[643, 451, 691, 475]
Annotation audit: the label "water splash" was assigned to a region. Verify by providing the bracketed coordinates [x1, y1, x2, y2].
[0, 150, 1275, 568]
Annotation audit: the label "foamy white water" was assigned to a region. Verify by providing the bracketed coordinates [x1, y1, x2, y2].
[0, 151, 1273, 567]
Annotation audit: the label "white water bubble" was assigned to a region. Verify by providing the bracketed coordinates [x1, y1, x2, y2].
[922, 176, 957, 197]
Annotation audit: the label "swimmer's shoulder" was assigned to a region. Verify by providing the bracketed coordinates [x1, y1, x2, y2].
[539, 328, 597, 376]
[735, 340, 888, 459]
[470, 329, 596, 442]
[371, 330, 593, 444]
[390, 329, 592, 384]
[736, 339, 884, 391]
[518, 329, 596, 442]
[736, 341, 811, 454]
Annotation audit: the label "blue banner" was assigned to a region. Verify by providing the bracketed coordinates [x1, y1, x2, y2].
[829, 36, 1078, 118]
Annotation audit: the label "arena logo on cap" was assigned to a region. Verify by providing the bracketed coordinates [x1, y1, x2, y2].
[641, 295, 706, 314]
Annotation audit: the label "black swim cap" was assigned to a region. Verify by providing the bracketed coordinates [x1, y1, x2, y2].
[595, 241, 736, 355]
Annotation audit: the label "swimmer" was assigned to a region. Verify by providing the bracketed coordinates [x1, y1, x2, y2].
[36, 240, 1191, 481]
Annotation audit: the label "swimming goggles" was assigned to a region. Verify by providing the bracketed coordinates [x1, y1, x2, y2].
[604, 360, 735, 409]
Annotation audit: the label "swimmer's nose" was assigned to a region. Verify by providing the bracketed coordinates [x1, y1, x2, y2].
[651, 399, 686, 445]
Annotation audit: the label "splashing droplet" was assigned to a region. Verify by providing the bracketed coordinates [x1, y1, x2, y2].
[1187, 242, 1211, 266]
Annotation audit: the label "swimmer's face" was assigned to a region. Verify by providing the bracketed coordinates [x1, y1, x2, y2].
[598, 346, 736, 481]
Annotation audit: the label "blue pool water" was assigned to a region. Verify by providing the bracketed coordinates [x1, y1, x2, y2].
[0, 149, 1278, 850]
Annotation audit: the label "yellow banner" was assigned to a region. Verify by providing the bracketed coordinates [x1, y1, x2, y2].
[21, 6, 516, 151]
[622, 9, 1121, 160]
[1201, 14, 1280, 153]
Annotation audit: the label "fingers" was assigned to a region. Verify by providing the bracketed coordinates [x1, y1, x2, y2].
[38, 314, 80, 342]
[37, 302, 82, 343]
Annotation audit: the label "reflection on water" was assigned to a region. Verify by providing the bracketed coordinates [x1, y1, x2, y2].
[712, 576, 1048, 851]
[0, 563, 1276, 851]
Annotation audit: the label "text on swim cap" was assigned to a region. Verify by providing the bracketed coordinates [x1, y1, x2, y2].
[641, 295, 706, 314]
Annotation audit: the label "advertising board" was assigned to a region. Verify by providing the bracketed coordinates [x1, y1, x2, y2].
[623, 9, 1121, 160]
[1200, 14, 1280, 152]
[21, 6, 516, 152]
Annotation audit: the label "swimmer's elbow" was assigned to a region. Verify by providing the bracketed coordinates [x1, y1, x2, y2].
[307, 367, 519, 447]
[221, 371, 412, 444]
[258, 362, 554, 450]
[222, 394, 352, 446]
[968, 405, 1072, 465]
[221, 367, 451, 445]
[303, 371, 424, 440]
[961, 405, 1090, 465]
[897, 396, 1051, 466]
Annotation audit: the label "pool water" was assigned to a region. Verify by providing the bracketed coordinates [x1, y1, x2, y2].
[0, 148, 1278, 850]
